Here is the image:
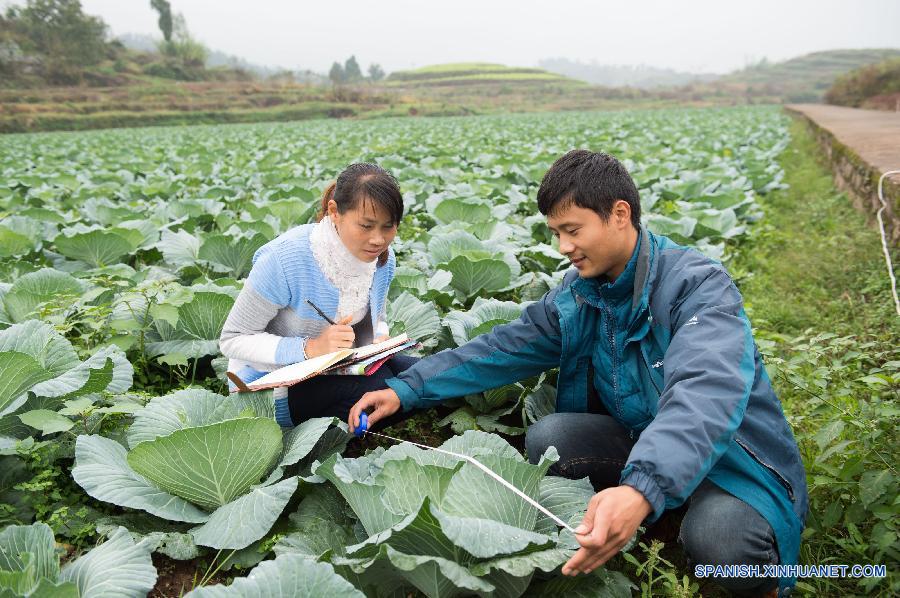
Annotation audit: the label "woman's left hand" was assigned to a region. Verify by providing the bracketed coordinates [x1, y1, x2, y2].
[373, 335, 390, 343]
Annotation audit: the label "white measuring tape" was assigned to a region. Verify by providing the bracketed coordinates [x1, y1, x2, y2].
[876, 170, 900, 316]
[362, 429, 577, 533]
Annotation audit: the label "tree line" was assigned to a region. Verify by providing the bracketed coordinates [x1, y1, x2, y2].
[0, 0, 109, 84]
[1, 0, 391, 87]
[0, 0, 209, 84]
[329, 56, 386, 86]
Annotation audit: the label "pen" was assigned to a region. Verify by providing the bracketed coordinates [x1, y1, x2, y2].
[306, 299, 336, 325]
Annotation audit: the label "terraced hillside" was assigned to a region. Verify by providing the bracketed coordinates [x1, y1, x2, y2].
[687, 48, 900, 103]
[385, 63, 584, 87]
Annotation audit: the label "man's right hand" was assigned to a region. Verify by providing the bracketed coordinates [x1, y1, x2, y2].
[348, 388, 401, 433]
[305, 316, 354, 357]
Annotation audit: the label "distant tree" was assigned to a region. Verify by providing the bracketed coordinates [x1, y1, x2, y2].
[343, 55, 362, 81]
[4, 0, 109, 83]
[159, 12, 207, 70]
[826, 57, 900, 108]
[367, 63, 385, 82]
[743, 57, 770, 73]
[149, 0, 172, 42]
[328, 61, 345, 87]
[0, 37, 26, 79]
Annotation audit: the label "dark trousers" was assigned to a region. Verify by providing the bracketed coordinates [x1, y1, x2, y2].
[525, 412, 780, 597]
[287, 354, 420, 432]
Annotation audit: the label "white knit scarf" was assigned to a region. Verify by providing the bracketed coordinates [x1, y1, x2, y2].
[309, 216, 376, 322]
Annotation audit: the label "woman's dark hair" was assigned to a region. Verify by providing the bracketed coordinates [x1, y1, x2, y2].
[536, 150, 641, 229]
[317, 163, 403, 266]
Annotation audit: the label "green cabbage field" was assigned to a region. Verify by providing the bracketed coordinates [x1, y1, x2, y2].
[0, 107, 801, 596]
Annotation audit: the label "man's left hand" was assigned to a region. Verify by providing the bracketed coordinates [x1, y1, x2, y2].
[562, 485, 653, 576]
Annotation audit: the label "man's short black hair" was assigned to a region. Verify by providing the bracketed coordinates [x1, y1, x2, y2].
[536, 150, 641, 228]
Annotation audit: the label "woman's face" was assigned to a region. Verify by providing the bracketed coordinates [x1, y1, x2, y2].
[329, 198, 398, 262]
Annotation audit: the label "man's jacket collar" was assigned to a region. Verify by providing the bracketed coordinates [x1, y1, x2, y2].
[569, 224, 654, 334]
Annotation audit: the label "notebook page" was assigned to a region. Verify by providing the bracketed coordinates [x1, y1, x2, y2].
[350, 333, 410, 361]
[245, 349, 353, 390]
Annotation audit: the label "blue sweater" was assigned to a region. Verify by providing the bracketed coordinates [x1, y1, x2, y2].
[219, 223, 395, 426]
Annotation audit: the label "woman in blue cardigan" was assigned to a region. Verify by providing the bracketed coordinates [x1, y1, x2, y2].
[219, 163, 417, 428]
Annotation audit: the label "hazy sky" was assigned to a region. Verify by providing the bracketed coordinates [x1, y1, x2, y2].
[22, 1, 900, 74]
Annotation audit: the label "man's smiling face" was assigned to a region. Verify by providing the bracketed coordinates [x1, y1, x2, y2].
[546, 200, 638, 282]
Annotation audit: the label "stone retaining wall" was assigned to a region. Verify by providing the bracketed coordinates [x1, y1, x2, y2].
[785, 107, 900, 244]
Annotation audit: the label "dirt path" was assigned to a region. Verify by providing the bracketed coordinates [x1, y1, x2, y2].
[787, 104, 900, 184]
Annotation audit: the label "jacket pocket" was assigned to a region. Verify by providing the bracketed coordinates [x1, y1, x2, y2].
[638, 343, 664, 399]
[735, 437, 795, 502]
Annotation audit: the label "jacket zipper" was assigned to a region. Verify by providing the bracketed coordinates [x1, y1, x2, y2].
[735, 438, 795, 501]
[603, 303, 622, 419]
[603, 302, 635, 440]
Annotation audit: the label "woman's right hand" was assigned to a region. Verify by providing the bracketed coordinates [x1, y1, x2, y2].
[305, 316, 354, 357]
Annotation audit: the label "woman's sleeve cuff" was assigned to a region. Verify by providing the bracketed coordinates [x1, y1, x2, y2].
[275, 336, 307, 365]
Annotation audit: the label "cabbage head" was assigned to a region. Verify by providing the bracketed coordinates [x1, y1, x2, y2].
[72, 388, 347, 550]
[278, 431, 634, 598]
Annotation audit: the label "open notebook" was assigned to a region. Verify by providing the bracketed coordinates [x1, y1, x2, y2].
[324, 339, 418, 376]
[227, 333, 412, 392]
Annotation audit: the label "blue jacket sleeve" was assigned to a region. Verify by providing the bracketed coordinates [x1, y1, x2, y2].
[620, 269, 756, 522]
[386, 288, 564, 411]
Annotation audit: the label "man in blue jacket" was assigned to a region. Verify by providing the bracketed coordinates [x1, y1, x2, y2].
[349, 150, 807, 597]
